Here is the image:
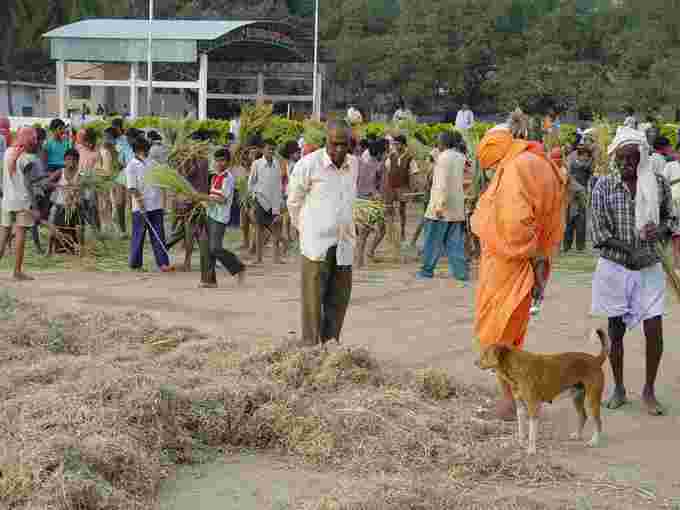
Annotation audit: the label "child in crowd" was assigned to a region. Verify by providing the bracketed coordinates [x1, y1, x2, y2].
[47, 149, 82, 256]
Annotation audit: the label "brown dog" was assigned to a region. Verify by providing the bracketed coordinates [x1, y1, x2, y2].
[476, 329, 609, 454]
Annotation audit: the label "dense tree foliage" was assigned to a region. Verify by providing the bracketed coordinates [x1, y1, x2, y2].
[3, 0, 680, 116]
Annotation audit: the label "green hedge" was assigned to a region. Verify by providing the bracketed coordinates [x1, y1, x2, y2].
[74, 117, 680, 152]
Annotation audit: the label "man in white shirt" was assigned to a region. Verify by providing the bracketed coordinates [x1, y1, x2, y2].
[455, 104, 474, 131]
[126, 137, 172, 272]
[416, 131, 469, 282]
[287, 120, 358, 345]
[248, 139, 284, 264]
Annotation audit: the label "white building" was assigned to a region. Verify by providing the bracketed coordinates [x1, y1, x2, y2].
[0, 81, 56, 117]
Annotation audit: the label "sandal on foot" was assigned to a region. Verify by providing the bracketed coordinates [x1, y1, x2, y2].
[643, 400, 666, 416]
[603, 393, 628, 410]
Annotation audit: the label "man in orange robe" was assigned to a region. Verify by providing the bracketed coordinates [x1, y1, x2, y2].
[472, 126, 567, 419]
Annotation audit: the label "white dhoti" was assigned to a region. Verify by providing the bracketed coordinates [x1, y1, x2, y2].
[591, 257, 665, 329]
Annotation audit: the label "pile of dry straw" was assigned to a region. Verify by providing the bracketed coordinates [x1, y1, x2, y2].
[0, 297, 572, 509]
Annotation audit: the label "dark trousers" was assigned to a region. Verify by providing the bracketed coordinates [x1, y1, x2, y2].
[130, 209, 169, 269]
[207, 217, 245, 275]
[564, 208, 587, 251]
[81, 197, 101, 231]
[301, 245, 352, 345]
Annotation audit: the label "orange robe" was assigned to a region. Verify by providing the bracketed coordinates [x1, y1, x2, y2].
[472, 147, 566, 350]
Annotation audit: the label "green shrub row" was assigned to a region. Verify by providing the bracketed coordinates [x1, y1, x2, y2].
[19, 116, 680, 152]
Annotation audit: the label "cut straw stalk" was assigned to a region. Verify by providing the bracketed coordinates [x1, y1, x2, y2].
[655, 243, 680, 302]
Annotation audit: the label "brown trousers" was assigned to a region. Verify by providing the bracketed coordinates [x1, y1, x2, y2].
[301, 246, 353, 345]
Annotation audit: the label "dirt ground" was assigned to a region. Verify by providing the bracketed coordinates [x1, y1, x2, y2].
[4, 248, 680, 508]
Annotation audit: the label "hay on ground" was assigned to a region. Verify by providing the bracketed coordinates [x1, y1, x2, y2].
[0, 294, 575, 509]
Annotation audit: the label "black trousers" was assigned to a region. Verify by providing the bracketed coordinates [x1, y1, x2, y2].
[207, 217, 245, 275]
[564, 207, 587, 251]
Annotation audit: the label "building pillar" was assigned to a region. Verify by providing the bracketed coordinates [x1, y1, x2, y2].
[129, 63, 138, 119]
[316, 72, 323, 120]
[198, 52, 208, 120]
[256, 72, 265, 106]
[56, 60, 66, 119]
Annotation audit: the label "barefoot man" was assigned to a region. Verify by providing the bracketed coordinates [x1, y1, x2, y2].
[287, 120, 358, 345]
[591, 127, 679, 416]
[0, 127, 41, 281]
[472, 117, 567, 420]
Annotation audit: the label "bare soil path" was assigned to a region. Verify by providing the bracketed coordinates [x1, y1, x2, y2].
[5, 255, 680, 508]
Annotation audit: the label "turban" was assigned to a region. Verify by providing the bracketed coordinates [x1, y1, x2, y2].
[478, 126, 529, 170]
[608, 126, 658, 235]
[478, 127, 514, 169]
[7, 127, 37, 176]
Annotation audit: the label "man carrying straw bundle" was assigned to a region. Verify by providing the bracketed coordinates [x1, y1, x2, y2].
[126, 138, 173, 272]
[591, 126, 680, 416]
[384, 134, 419, 242]
[47, 149, 83, 256]
[288, 120, 358, 345]
[472, 110, 567, 420]
[248, 139, 284, 265]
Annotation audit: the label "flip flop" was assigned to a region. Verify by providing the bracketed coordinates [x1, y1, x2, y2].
[603, 393, 628, 410]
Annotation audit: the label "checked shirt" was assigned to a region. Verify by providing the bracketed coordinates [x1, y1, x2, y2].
[591, 169, 679, 268]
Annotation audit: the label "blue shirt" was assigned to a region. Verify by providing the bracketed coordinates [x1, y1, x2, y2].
[46, 138, 71, 169]
[115, 136, 133, 169]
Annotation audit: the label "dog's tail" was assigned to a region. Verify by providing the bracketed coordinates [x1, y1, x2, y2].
[593, 328, 610, 365]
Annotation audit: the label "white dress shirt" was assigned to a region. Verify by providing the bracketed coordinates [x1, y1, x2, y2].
[248, 156, 282, 215]
[126, 157, 162, 212]
[455, 109, 474, 130]
[287, 148, 358, 265]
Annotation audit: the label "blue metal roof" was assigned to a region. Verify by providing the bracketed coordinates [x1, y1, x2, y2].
[43, 19, 256, 41]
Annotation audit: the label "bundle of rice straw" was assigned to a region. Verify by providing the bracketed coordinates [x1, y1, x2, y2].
[78, 172, 113, 194]
[146, 164, 199, 198]
[353, 199, 385, 226]
[239, 103, 273, 143]
[169, 141, 211, 175]
[590, 115, 613, 176]
[655, 243, 680, 302]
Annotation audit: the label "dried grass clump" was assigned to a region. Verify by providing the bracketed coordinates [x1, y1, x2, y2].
[0, 295, 575, 509]
[309, 481, 554, 510]
[0, 462, 33, 503]
[413, 368, 454, 400]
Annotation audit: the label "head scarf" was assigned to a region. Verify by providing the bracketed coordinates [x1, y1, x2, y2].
[477, 127, 528, 170]
[0, 117, 11, 147]
[608, 126, 658, 236]
[7, 127, 37, 176]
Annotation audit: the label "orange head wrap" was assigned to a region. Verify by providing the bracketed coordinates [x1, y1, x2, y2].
[478, 128, 514, 170]
[7, 127, 37, 176]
